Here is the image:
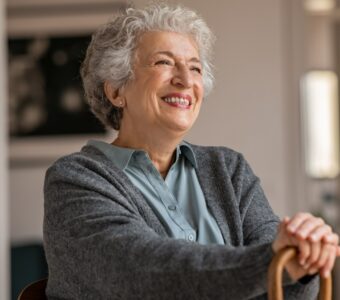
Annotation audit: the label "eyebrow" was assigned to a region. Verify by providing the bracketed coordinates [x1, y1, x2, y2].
[153, 51, 201, 64]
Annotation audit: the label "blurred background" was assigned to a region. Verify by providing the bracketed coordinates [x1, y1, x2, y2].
[1, 0, 340, 298]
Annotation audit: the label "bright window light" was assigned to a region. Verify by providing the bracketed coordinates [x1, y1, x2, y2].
[304, 0, 336, 12]
[301, 71, 340, 178]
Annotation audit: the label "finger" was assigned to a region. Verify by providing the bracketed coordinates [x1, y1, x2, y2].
[308, 224, 332, 242]
[283, 216, 290, 224]
[307, 244, 333, 275]
[298, 239, 311, 265]
[294, 217, 325, 240]
[337, 246, 340, 256]
[315, 244, 333, 270]
[286, 213, 312, 234]
[320, 245, 337, 278]
[323, 232, 339, 245]
[272, 220, 297, 253]
[306, 241, 321, 268]
[307, 266, 319, 276]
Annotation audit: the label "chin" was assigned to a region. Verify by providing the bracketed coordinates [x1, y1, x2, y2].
[159, 115, 197, 136]
[167, 121, 193, 134]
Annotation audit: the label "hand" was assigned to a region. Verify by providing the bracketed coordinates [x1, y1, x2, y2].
[272, 213, 340, 281]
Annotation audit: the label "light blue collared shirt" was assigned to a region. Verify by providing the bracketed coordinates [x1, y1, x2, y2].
[88, 140, 225, 245]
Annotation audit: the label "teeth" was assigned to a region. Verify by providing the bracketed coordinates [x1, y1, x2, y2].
[163, 97, 190, 106]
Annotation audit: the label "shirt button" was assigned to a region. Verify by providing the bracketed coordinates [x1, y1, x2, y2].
[187, 234, 195, 241]
[168, 205, 176, 211]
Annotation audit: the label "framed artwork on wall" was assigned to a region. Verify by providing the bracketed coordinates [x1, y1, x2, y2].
[8, 0, 126, 165]
[8, 35, 105, 137]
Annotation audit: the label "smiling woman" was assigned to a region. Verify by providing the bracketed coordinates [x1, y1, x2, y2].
[43, 3, 340, 300]
[104, 31, 204, 148]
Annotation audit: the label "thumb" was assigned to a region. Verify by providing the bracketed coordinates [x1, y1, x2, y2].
[337, 246, 340, 256]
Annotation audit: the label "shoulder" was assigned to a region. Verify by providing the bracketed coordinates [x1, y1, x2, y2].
[185, 142, 249, 177]
[189, 143, 241, 159]
[45, 144, 118, 187]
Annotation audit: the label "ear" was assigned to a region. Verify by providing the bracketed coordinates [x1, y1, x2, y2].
[104, 81, 125, 108]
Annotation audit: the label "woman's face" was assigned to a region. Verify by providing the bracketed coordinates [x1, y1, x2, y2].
[119, 31, 204, 137]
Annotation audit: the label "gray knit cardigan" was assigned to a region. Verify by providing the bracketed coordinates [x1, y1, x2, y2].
[43, 143, 318, 299]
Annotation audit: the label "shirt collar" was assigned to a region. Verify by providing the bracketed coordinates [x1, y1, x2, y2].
[87, 140, 135, 170]
[178, 141, 197, 168]
[88, 140, 198, 170]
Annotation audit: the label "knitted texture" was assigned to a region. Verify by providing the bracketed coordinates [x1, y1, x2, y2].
[43, 143, 318, 299]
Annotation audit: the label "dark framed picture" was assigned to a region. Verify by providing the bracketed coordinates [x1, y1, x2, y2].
[8, 35, 105, 137]
[7, 0, 127, 163]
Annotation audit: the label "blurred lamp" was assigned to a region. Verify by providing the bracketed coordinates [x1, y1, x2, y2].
[301, 71, 340, 178]
[304, 0, 336, 12]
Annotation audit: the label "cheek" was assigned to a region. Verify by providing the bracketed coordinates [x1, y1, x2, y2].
[143, 77, 170, 98]
[143, 69, 167, 84]
[152, 68, 173, 82]
[195, 85, 204, 101]
[194, 76, 204, 93]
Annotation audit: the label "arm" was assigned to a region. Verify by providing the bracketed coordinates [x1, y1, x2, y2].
[231, 154, 320, 299]
[44, 155, 275, 300]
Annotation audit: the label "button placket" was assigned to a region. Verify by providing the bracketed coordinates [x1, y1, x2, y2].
[168, 204, 177, 211]
[134, 149, 198, 242]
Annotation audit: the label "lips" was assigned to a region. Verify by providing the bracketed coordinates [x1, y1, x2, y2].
[161, 93, 192, 108]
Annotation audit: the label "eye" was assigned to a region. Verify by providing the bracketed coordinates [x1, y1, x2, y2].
[155, 59, 172, 66]
[191, 66, 202, 74]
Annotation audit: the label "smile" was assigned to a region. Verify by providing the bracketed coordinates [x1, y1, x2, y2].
[162, 97, 191, 106]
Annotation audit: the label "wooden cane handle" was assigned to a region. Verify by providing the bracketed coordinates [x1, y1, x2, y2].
[268, 246, 332, 300]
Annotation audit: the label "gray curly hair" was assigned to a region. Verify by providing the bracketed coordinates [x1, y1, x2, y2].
[81, 3, 215, 130]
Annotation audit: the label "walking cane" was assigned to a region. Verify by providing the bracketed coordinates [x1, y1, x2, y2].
[268, 246, 332, 300]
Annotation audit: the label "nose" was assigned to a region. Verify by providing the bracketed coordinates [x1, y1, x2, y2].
[171, 65, 193, 88]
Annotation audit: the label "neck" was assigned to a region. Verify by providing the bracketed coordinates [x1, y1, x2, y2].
[112, 125, 184, 177]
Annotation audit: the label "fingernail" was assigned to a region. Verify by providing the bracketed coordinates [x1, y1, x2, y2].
[308, 268, 317, 275]
[299, 232, 306, 239]
[288, 225, 296, 232]
[324, 271, 330, 278]
[283, 217, 290, 223]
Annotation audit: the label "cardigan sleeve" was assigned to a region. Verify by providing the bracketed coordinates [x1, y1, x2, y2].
[231, 153, 319, 299]
[44, 153, 279, 300]
[232, 153, 281, 245]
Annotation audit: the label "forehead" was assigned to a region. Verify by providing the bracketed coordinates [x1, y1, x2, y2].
[134, 31, 200, 60]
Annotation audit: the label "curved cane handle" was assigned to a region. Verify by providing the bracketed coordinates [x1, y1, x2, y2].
[268, 246, 332, 300]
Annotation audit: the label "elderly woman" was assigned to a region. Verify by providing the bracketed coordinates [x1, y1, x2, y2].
[44, 4, 340, 300]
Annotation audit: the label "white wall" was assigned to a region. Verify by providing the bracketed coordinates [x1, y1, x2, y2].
[0, 0, 9, 298]
[140, 0, 303, 217]
[9, 0, 306, 243]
